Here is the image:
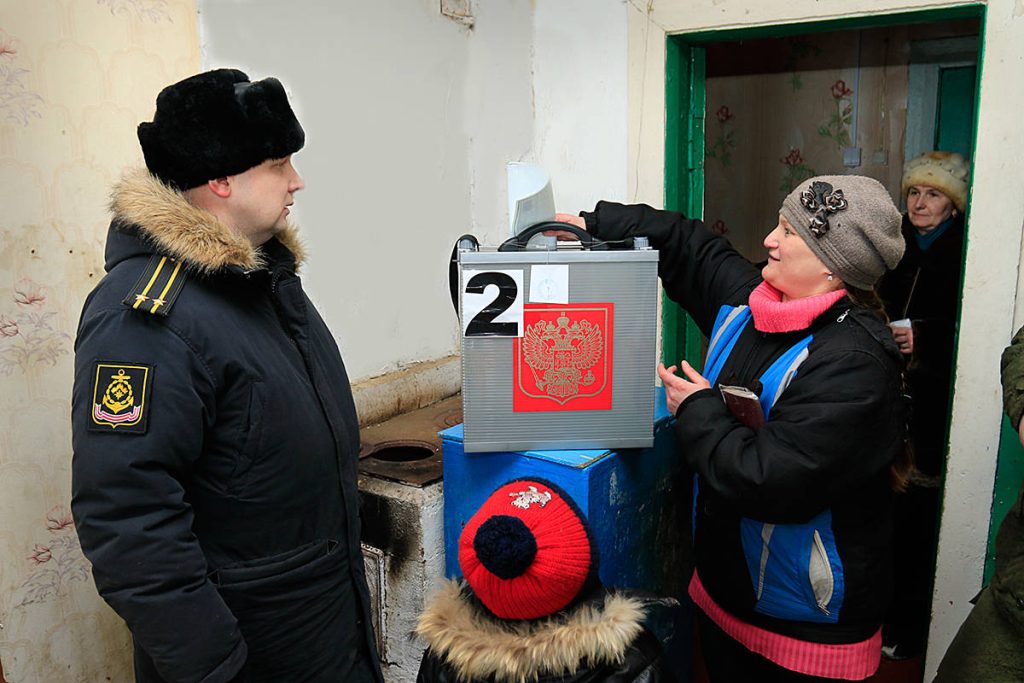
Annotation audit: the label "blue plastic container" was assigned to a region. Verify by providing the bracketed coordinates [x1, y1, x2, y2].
[441, 387, 691, 599]
[440, 387, 692, 680]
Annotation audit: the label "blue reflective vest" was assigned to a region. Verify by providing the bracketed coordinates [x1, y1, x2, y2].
[695, 304, 845, 623]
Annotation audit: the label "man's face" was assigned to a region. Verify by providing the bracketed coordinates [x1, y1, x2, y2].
[227, 156, 304, 246]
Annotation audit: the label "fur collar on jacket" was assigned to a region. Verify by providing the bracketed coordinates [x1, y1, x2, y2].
[109, 168, 306, 275]
[415, 580, 646, 683]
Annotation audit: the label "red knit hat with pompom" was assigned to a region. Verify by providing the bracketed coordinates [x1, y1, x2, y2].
[458, 479, 596, 620]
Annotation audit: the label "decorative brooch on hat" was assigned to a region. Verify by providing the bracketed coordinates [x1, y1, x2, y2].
[800, 181, 849, 237]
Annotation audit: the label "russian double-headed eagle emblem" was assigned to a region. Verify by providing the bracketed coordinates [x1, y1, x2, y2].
[513, 303, 614, 411]
[523, 311, 603, 398]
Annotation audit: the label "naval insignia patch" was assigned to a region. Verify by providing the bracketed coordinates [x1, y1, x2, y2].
[89, 362, 152, 433]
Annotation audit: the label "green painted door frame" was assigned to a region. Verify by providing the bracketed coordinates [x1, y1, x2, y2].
[662, 40, 705, 370]
[661, 3, 1005, 577]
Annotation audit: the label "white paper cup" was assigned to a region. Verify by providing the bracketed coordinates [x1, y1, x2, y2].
[890, 318, 911, 329]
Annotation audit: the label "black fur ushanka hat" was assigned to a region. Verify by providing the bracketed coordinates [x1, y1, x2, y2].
[137, 68, 305, 190]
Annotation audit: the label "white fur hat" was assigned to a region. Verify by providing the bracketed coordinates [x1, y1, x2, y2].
[901, 151, 970, 212]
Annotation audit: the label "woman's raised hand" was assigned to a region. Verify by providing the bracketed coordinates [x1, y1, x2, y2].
[657, 360, 712, 416]
[543, 213, 587, 240]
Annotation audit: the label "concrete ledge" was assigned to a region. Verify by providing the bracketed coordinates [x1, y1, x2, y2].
[351, 356, 461, 427]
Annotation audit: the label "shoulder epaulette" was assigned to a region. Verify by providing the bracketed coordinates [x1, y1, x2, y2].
[122, 254, 187, 317]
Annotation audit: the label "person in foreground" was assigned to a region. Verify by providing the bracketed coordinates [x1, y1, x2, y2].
[933, 324, 1024, 681]
[415, 478, 680, 682]
[71, 69, 382, 682]
[557, 176, 908, 681]
[877, 151, 970, 658]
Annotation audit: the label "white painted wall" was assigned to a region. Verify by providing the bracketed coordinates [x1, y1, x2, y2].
[198, 0, 529, 382]
[620, 1, 1024, 679]
[197, 0, 628, 384]
[533, 1, 630, 213]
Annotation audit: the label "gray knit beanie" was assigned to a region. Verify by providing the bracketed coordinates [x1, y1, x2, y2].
[780, 175, 904, 290]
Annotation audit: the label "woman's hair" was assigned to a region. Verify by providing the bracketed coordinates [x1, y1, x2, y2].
[845, 286, 889, 324]
[846, 285, 914, 492]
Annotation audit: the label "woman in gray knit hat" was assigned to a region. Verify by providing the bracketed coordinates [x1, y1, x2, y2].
[555, 175, 909, 681]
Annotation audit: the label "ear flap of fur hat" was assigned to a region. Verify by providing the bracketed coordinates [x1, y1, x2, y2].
[901, 151, 970, 212]
[137, 68, 305, 190]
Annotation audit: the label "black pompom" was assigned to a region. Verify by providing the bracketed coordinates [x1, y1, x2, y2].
[474, 515, 537, 579]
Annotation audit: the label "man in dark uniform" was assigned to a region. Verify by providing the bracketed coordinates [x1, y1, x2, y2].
[71, 69, 382, 683]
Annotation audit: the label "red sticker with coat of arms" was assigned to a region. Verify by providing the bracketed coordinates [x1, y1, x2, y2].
[513, 303, 614, 412]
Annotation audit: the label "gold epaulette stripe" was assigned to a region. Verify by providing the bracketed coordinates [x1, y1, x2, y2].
[132, 256, 167, 309]
[149, 260, 182, 314]
[122, 254, 187, 317]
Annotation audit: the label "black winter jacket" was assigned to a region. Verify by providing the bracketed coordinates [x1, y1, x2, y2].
[415, 581, 679, 683]
[877, 214, 964, 477]
[71, 170, 382, 683]
[583, 202, 904, 644]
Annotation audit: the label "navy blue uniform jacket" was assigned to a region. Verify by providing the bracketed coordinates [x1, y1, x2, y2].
[71, 170, 382, 683]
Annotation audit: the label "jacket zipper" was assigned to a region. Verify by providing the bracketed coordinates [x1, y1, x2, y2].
[810, 530, 835, 615]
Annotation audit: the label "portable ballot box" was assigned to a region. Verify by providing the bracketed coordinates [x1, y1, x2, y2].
[457, 243, 659, 452]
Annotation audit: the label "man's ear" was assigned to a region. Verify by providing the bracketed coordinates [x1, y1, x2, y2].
[207, 177, 231, 198]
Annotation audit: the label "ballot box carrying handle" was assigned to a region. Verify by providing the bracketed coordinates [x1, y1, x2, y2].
[497, 221, 606, 252]
[449, 234, 480, 316]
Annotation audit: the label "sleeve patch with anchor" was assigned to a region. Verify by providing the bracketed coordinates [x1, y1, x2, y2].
[122, 254, 186, 317]
[89, 362, 153, 433]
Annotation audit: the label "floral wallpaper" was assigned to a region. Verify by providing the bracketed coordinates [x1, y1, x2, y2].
[0, 278, 70, 375]
[706, 105, 736, 167]
[779, 148, 816, 194]
[0, 2, 199, 680]
[819, 78, 854, 150]
[0, 33, 43, 127]
[96, 0, 173, 23]
[702, 28, 911, 261]
[12, 507, 89, 611]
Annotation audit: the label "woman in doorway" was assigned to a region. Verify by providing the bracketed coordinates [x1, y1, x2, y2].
[556, 175, 908, 681]
[877, 151, 970, 659]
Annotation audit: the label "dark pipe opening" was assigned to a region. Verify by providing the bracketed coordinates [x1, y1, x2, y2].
[366, 440, 436, 462]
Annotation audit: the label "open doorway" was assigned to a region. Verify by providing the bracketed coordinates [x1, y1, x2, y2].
[699, 20, 979, 262]
[665, 8, 983, 682]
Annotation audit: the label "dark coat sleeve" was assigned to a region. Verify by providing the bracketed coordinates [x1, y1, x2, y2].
[676, 345, 901, 523]
[71, 307, 247, 683]
[582, 201, 762, 336]
[1002, 325, 1024, 428]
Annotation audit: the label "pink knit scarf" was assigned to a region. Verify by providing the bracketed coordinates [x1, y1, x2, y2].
[748, 281, 847, 333]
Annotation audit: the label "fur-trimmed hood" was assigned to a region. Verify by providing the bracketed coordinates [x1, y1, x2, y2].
[415, 580, 647, 683]
[107, 168, 305, 275]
